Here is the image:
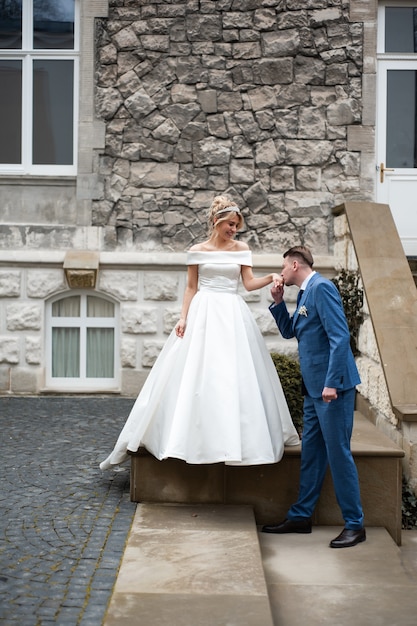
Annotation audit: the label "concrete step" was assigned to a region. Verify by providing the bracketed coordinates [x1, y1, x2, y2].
[102, 503, 274, 626]
[259, 526, 417, 626]
[102, 504, 417, 626]
[129, 411, 404, 544]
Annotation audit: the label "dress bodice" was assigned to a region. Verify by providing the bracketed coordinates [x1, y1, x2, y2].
[187, 251, 252, 295]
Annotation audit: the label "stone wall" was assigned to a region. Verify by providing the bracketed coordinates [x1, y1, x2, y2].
[92, 0, 368, 253]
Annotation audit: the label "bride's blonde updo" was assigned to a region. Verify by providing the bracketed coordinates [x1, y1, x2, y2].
[207, 195, 244, 234]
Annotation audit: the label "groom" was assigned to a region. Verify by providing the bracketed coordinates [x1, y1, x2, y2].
[263, 246, 365, 548]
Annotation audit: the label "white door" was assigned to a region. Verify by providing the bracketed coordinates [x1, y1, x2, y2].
[376, 3, 417, 256]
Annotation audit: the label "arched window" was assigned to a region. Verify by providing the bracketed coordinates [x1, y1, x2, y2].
[46, 292, 119, 391]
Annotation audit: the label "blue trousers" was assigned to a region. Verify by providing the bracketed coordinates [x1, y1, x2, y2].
[288, 388, 364, 530]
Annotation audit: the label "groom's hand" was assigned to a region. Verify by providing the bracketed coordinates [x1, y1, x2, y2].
[271, 281, 284, 304]
[322, 387, 338, 403]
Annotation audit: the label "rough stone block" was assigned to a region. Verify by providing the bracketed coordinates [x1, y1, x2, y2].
[6, 304, 41, 331]
[122, 306, 158, 334]
[144, 273, 179, 301]
[25, 336, 41, 365]
[142, 340, 164, 367]
[99, 271, 139, 301]
[27, 270, 66, 298]
[0, 271, 21, 297]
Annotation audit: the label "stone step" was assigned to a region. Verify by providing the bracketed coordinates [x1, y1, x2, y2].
[259, 526, 417, 625]
[102, 504, 417, 626]
[129, 411, 404, 544]
[102, 503, 274, 626]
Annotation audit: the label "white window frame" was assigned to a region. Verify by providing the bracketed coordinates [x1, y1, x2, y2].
[376, 1, 417, 255]
[0, 0, 79, 176]
[45, 291, 120, 392]
[377, 1, 417, 56]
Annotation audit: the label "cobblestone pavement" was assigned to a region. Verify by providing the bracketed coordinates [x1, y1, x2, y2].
[0, 396, 137, 626]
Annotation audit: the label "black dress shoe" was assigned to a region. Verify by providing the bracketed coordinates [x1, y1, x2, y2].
[261, 518, 312, 534]
[330, 528, 366, 548]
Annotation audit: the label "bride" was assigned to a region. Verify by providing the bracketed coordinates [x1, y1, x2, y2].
[100, 195, 299, 470]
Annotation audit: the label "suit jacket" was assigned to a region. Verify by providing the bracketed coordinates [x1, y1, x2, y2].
[269, 272, 360, 398]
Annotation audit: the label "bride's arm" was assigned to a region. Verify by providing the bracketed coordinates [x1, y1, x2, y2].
[241, 265, 281, 292]
[175, 264, 199, 337]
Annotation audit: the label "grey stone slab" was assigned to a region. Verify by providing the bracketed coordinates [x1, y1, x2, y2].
[104, 593, 274, 626]
[115, 528, 266, 596]
[135, 501, 256, 531]
[267, 583, 417, 626]
[105, 503, 273, 626]
[259, 527, 413, 586]
[259, 527, 417, 626]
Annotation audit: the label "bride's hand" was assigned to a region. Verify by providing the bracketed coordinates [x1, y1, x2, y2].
[272, 273, 284, 287]
[175, 318, 186, 338]
[271, 278, 284, 304]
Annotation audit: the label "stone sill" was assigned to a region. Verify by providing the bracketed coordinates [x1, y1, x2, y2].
[0, 249, 335, 272]
[0, 176, 76, 186]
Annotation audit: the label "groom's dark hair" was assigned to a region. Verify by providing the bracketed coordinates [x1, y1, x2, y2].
[283, 246, 314, 268]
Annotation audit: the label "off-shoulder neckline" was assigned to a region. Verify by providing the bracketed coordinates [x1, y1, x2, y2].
[187, 250, 251, 253]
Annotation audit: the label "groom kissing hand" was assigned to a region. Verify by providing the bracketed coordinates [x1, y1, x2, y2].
[263, 245, 365, 549]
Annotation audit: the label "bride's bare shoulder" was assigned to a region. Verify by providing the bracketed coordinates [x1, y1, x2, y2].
[189, 241, 212, 252]
[234, 241, 250, 251]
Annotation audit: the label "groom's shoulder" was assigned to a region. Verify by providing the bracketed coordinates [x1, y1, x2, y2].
[311, 272, 332, 286]
[309, 273, 338, 295]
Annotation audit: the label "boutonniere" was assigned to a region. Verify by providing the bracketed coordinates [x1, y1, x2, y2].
[298, 305, 308, 317]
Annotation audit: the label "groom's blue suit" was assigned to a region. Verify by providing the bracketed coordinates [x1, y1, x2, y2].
[269, 272, 364, 530]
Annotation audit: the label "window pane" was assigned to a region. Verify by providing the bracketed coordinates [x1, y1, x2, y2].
[87, 329, 115, 378]
[33, 59, 74, 165]
[87, 296, 115, 318]
[0, 0, 22, 49]
[52, 327, 80, 377]
[386, 70, 417, 168]
[52, 296, 80, 317]
[33, 0, 75, 50]
[0, 60, 22, 163]
[385, 7, 417, 53]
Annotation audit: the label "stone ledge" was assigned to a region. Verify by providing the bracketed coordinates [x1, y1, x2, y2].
[129, 412, 404, 545]
[0, 249, 334, 271]
[393, 404, 417, 422]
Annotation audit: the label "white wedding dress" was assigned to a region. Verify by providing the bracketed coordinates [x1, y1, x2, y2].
[100, 251, 299, 470]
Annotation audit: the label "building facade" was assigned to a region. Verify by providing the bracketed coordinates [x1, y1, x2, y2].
[0, 0, 415, 404]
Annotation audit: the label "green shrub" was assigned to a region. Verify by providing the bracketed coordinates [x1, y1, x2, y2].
[402, 478, 417, 529]
[271, 352, 304, 435]
[331, 268, 364, 356]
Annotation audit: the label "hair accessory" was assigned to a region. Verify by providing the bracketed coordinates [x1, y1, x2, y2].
[215, 205, 241, 217]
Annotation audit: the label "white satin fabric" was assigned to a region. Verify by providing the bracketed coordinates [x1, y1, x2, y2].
[100, 251, 299, 470]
